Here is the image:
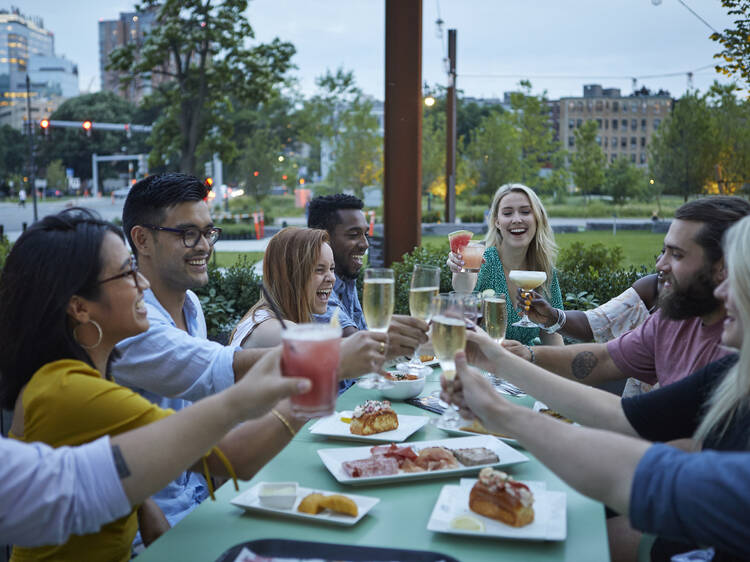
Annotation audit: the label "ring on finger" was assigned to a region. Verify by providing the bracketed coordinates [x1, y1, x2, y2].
[378, 341, 386, 354]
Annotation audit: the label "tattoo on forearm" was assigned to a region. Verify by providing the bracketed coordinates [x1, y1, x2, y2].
[111, 445, 131, 479]
[571, 351, 597, 380]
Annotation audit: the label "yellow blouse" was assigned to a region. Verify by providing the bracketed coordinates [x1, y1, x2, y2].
[11, 359, 173, 562]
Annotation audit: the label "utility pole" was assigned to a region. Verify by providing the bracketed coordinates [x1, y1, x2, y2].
[25, 75, 38, 222]
[445, 29, 457, 223]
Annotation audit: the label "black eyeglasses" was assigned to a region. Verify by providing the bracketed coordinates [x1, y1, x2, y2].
[143, 224, 222, 248]
[98, 257, 141, 288]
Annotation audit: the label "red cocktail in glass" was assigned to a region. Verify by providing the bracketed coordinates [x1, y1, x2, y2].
[281, 324, 341, 418]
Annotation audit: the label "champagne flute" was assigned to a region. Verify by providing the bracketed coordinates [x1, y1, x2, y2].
[430, 293, 467, 428]
[407, 264, 440, 367]
[508, 270, 547, 328]
[482, 293, 526, 397]
[359, 268, 395, 389]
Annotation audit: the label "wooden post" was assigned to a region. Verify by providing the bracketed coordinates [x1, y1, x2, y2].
[384, 0, 422, 266]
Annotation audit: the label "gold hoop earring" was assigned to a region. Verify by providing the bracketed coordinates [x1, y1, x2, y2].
[73, 320, 103, 349]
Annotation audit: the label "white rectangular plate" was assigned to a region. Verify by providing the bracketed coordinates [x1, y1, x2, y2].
[427, 479, 566, 541]
[309, 411, 429, 443]
[230, 483, 379, 526]
[318, 435, 529, 486]
[434, 417, 519, 446]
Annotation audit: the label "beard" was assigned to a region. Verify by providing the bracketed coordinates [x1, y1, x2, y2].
[658, 264, 720, 320]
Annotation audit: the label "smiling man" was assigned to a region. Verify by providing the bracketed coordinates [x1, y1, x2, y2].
[506, 196, 750, 389]
[109, 174, 307, 548]
[308, 194, 428, 360]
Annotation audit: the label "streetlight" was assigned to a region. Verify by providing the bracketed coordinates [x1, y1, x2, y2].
[278, 155, 284, 162]
[424, 95, 436, 107]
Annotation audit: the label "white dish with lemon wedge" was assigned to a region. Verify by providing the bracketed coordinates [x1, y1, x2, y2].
[427, 478, 566, 541]
[308, 411, 429, 443]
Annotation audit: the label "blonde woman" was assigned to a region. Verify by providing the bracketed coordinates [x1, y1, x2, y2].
[448, 183, 563, 345]
[443, 214, 750, 561]
[231, 227, 386, 378]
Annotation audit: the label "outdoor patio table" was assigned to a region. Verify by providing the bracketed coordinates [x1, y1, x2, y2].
[136, 369, 610, 561]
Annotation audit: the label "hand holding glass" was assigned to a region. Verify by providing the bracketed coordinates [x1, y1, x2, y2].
[508, 270, 547, 328]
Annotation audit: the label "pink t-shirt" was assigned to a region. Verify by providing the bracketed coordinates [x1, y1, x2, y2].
[606, 309, 731, 387]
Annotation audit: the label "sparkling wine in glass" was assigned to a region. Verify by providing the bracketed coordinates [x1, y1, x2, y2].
[430, 294, 467, 428]
[359, 268, 395, 389]
[508, 270, 547, 328]
[407, 264, 440, 367]
[482, 294, 508, 344]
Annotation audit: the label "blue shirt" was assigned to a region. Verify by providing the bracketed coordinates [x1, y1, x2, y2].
[630, 444, 750, 559]
[314, 276, 366, 393]
[111, 289, 238, 539]
[0, 436, 129, 547]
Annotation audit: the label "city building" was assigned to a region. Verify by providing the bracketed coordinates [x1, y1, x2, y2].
[0, 8, 79, 130]
[99, 8, 170, 104]
[559, 84, 672, 168]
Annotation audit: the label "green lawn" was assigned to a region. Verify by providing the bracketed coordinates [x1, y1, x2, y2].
[214, 230, 664, 270]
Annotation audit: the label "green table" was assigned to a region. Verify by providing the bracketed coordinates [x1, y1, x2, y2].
[137, 373, 610, 561]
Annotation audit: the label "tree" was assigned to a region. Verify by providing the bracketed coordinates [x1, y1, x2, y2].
[107, 0, 295, 174]
[422, 110, 445, 196]
[570, 120, 606, 199]
[325, 97, 382, 198]
[300, 69, 382, 197]
[707, 82, 750, 194]
[710, 0, 750, 91]
[649, 92, 718, 201]
[507, 81, 564, 189]
[45, 159, 67, 191]
[0, 125, 26, 183]
[237, 127, 281, 203]
[604, 157, 646, 205]
[466, 111, 522, 197]
[37, 92, 141, 180]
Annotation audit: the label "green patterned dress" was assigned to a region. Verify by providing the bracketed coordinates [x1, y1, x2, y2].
[475, 246, 563, 345]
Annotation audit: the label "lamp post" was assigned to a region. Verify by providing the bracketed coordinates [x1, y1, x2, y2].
[445, 29, 457, 224]
[25, 75, 38, 222]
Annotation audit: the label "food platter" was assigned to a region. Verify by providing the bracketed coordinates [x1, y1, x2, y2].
[317, 435, 528, 486]
[230, 483, 379, 526]
[434, 417, 519, 446]
[427, 479, 567, 541]
[308, 411, 429, 443]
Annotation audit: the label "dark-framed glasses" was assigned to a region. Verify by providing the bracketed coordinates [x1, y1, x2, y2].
[98, 257, 141, 288]
[143, 224, 222, 248]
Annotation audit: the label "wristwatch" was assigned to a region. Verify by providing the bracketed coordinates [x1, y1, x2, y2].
[544, 309, 566, 334]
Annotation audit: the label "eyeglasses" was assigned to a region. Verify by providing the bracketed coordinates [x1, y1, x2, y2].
[98, 257, 141, 288]
[143, 224, 222, 248]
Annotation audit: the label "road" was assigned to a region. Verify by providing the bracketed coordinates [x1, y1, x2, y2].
[0, 197, 125, 241]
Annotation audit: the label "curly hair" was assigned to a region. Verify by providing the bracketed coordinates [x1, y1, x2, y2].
[307, 193, 364, 234]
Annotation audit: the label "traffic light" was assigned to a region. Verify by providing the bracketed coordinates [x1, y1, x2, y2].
[82, 120, 92, 137]
[39, 118, 50, 136]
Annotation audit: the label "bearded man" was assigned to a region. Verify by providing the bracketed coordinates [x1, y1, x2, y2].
[506, 196, 750, 388]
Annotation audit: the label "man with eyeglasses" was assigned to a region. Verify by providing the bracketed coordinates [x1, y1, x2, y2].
[109, 173, 302, 548]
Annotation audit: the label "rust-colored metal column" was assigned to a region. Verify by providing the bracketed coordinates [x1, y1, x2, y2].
[384, 0, 422, 266]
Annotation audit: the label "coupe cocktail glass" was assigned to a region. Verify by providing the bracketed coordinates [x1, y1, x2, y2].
[508, 270, 547, 328]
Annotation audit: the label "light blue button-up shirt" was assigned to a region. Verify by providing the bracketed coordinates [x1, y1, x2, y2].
[1, 436, 129, 547]
[111, 289, 238, 539]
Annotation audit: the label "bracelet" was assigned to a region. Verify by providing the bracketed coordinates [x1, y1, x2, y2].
[271, 408, 296, 437]
[525, 345, 536, 364]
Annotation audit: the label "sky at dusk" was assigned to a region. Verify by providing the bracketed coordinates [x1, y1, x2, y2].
[16, 0, 739, 101]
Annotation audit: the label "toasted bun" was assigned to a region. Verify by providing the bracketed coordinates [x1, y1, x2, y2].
[469, 481, 534, 527]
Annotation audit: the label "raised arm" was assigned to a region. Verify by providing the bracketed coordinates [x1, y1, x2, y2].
[465, 331, 635, 434]
[444, 352, 649, 515]
[503, 337, 626, 387]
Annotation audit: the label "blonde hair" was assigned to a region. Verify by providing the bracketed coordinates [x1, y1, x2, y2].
[233, 227, 330, 337]
[693, 215, 750, 445]
[484, 183, 557, 291]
